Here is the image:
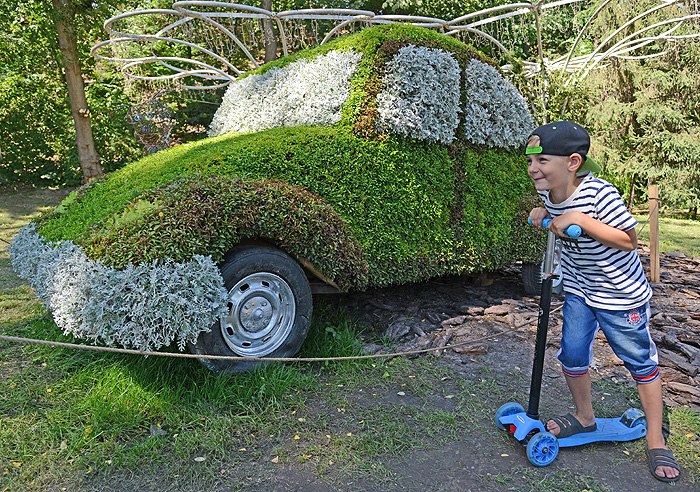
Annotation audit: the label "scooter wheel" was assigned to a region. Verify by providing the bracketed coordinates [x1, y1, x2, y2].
[526, 431, 559, 467]
[495, 402, 524, 430]
[621, 408, 646, 428]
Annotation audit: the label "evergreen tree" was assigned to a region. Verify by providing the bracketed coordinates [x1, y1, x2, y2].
[583, 2, 700, 215]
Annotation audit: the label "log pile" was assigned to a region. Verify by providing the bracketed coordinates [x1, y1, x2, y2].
[641, 248, 700, 410]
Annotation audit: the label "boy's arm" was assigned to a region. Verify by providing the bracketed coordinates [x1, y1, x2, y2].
[549, 211, 638, 251]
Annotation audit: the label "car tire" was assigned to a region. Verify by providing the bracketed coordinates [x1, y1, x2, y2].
[188, 245, 312, 373]
[522, 262, 541, 296]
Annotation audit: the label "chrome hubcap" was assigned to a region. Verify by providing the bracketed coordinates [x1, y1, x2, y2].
[220, 272, 295, 357]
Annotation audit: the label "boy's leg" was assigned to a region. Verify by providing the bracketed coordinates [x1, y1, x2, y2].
[547, 293, 598, 435]
[638, 379, 679, 480]
[598, 303, 679, 481]
[546, 372, 595, 435]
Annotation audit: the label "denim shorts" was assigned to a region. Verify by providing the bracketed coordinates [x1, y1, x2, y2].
[558, 292, 659, 384]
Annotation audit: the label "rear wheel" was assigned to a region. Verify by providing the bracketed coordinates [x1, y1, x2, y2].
[189, 246, 312, 373]
[522, 263, 541, 296]
[495, 402, 524, 431]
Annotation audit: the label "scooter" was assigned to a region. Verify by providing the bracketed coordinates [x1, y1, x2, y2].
[495, 218, 647, 466]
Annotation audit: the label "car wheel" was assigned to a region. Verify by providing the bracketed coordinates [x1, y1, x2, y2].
[522, 242, 563, 297]
[522, 262, 541, 296]
[189, 246, 312, 373]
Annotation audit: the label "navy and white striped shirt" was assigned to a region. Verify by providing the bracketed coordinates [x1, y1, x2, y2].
[538, 173, 652, 310]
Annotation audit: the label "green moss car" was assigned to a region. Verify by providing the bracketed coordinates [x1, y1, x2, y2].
[10, 25, 544, 373]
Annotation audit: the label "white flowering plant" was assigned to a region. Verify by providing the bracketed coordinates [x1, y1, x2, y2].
[209, 50, 362, 137]
[461, 59, 535, 149]
[10, 224, 228, 352]
[376, 45, 462, 144]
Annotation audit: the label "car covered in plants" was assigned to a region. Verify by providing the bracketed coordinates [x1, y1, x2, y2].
[11, 24, 544, 373]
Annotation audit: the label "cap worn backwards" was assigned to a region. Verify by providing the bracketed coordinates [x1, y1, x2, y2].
[524, 121, 601, 173]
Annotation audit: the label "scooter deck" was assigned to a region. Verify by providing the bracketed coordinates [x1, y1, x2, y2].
[558, 415, 647, 447]
[497, 407, 647, 447]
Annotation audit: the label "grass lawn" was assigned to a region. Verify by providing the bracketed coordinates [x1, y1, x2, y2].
[633, 213, 700, 257]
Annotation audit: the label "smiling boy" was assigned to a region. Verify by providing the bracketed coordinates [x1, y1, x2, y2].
[525, 121, 680, 482]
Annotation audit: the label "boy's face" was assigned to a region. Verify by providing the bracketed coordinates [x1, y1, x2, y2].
[526, 153, 572, 192]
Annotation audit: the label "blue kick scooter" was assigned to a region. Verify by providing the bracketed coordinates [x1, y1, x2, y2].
[495, 219, 647, 466]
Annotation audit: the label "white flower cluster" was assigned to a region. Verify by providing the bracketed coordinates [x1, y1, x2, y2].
[376, 45, 461, 144]
[209, 49, 363, 137]
[461, 59, 535, 149]
[10, 224, 228, 352]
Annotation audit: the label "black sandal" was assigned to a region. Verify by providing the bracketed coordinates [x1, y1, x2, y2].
[645, 445, 681, 483]
[548, 413, 597, 438]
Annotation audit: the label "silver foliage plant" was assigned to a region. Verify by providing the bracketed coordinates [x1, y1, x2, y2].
[10, 224, 228, 352]
[208, 49, 363, 137]
[376, 45, 461, 144]
[462, 59, 535, 149]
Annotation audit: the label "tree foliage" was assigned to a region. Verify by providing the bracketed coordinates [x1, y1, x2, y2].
[0, 0, 146, 186]
[576, 0, 700, 212]
[585, 41, 700, 212]
[2, 0, 700, 216]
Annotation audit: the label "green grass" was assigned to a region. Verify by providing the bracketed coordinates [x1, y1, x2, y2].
[667, 407, 700, 478]
[0, 305, 499, 491]
[0, 310, 350, 489]
[633, 213, 700, 257]
[480, 467, 614, 492]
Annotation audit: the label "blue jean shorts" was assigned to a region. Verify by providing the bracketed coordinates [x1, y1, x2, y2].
[558, 292, 659, 384]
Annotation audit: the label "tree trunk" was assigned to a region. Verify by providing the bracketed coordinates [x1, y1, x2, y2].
[261, 0, 277, 63]
[627, 174, 636, 211]
[52, 0, 104, 183]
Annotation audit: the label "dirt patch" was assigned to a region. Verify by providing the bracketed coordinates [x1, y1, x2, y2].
[0, 187, 73, 291]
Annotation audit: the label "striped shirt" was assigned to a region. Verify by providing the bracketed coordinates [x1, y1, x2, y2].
[538, 173, 652, 310]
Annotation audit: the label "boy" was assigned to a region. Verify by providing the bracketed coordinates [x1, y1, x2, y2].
[525, 121, 680, 482]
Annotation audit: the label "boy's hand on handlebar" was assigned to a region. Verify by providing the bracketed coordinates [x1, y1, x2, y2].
[529, 208, 550, 228]
[548, 212, 584, 237]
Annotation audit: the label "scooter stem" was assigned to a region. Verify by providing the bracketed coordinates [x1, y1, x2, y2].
[527, 230, 558, 420]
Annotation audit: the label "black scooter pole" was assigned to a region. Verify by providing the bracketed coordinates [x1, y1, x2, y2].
[526, 229, 557, 420]
[527, 275, 553, 420]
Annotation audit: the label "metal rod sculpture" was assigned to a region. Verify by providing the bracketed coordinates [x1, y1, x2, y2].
[116, 90, 178, 154]
[91, 1, 700, 91]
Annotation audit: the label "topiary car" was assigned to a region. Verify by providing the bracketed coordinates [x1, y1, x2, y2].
[11, 24, 545, 373]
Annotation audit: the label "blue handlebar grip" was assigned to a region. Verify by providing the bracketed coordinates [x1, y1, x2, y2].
[528, 217, 582, 238]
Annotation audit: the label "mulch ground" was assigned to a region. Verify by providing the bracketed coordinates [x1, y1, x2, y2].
[331, 246, 700, 413]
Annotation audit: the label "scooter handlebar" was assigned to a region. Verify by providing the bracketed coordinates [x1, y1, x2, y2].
[528, 217, 582, 238]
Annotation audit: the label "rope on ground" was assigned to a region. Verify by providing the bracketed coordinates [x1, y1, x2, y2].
[0, 305, 563, 363]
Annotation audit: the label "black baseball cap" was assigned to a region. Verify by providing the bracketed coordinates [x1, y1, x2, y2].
[524, 121, 601, 173]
